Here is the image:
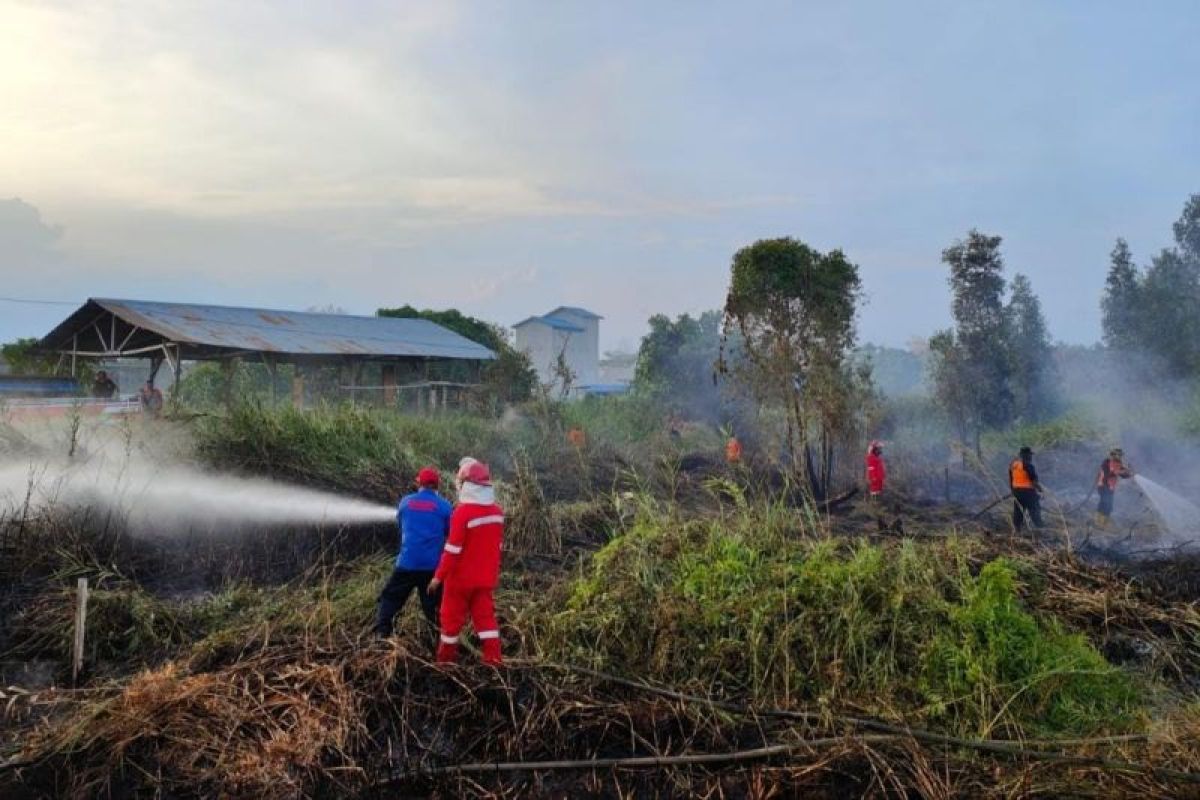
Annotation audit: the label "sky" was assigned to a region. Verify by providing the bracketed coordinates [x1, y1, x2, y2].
[1, 1, 1198, 353]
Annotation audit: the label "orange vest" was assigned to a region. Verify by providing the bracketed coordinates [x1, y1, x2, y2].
[1010, 459, 1035, 490]
[725, 437, 743, 464]
[567, 428, 587, 448]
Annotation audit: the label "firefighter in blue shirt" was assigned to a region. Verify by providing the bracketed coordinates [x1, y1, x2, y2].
[375, 467, 453, 637]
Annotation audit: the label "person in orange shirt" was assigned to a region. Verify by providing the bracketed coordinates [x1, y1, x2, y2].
[725, 435, 743, 465]
[1008, 446, 1043, 530]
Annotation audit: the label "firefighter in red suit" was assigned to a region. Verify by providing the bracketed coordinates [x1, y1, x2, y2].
[427, 457, 504, 665]
[865, 440, 887, 500]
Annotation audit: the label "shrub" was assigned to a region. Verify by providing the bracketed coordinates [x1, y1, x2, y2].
[539, 505, 1141, 737]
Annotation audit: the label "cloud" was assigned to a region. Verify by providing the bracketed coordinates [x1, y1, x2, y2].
[460, 267, 541, 305]
[0, 197, 62, 254]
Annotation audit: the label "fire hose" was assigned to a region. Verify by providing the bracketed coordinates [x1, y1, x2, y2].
[971, 493, 1011, 520]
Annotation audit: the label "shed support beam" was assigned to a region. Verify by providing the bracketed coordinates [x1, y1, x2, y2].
[382, 364, 397, 407]
[292, 366, 305, 410]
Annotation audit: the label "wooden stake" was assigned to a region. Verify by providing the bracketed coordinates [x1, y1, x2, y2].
[72, 577, 89, 684]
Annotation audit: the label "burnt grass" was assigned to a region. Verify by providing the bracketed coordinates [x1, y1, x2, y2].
[3, 413, 1200, 798]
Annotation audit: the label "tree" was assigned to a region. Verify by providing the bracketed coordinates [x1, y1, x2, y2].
[928, 330, 974, 448]
[1173, 193, 1200, 264]
[929, 230, 1013, 455]
[0, 337, 59, 376]
[1007, 273, 1056, 421]
[1101, 238, 1142, 351]
[721, 237, 864, 498]
[1138, 247, 1200, 375]
[376, 305, 536, 404]
[1098, 195, 1200, 376]
[634, 311, 726, 416]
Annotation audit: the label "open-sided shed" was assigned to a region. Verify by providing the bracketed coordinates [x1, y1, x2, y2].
[39, 298, 495, 405]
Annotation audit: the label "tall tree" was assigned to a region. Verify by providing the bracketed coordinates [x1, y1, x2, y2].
[1101, 238, 1142, 351]
[1138, 247, 1200, 375]
[1098, 195, 1200, 376]
[634, 311, 727, 418]
[721, 237, 864, 498]
[1173, 193, 1200, 265]
[930, 230, 1013, 455]
[1007, 273, 1056, 421]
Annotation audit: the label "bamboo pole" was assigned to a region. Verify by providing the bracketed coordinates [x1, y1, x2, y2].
[72, 577, 88, 684]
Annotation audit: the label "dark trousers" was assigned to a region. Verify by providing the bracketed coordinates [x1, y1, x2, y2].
[1012, 488, 1043, 530]
[1097, 487, 1115, 517]
[376, 568, 439, 636]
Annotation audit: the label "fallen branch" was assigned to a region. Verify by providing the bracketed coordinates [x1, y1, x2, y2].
[820, 487, 858, 513]
[972, 493, 1012, 521]
[536, 662, 1198, 784]
[390, 734, 896, 780]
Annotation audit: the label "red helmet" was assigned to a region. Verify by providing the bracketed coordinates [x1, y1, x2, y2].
[417, 467, 440, 487]
[456, 458, 491, 486]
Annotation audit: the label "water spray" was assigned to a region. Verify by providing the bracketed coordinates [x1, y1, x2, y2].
[0, 460, 397, 533]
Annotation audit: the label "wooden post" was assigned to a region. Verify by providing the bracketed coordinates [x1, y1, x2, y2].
[221, 358, 236, 410]
[381, 364, 397, 407]
[292, 366, 305, 409]
[72, 577, 89, 684]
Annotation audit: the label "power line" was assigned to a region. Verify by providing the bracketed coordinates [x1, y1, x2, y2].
[0, 296, 80, 307]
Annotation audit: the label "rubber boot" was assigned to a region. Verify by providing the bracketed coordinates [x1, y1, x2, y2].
[436, 639, 459, 664]
[481, 637, 502, 666]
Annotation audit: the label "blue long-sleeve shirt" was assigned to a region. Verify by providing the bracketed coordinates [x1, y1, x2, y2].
[395, 488, 453, 570]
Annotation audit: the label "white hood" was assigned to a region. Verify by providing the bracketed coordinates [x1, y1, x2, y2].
[458, 481, 495, 505]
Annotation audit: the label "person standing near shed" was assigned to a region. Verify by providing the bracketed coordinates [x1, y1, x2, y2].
[375, 467, 452, 638]
[428, 457, 504, 666]
[92, 370, 117, 399]
[139, 381, 164, 416]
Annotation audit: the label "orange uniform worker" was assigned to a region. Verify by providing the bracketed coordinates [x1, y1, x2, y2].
[725, 435, 743, 465]
[428, 458, 504, 665]
[1008, 446, 1043, 530]
[567, 427, 587, 448]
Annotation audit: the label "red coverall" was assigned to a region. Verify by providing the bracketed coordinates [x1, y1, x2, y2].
[434, 500, 504, 664]
[865, 451, 887, 496]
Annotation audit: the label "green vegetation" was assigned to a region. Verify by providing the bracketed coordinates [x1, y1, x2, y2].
[985, 410, 1108, 452]
[0, 337, 61, 376]
[377, 303, 537, 405]
[194, 402, 507, 498]
[542, 503, 1140, 738]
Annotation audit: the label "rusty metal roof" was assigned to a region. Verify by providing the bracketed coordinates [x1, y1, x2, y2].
[42, 298, 495, 360]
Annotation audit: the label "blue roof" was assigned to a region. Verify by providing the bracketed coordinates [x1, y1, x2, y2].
[43, 298, 495, 360]
[548, 305, 602, 320]
[579, 383, 630, 396]
[513, 315, 585, 333]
